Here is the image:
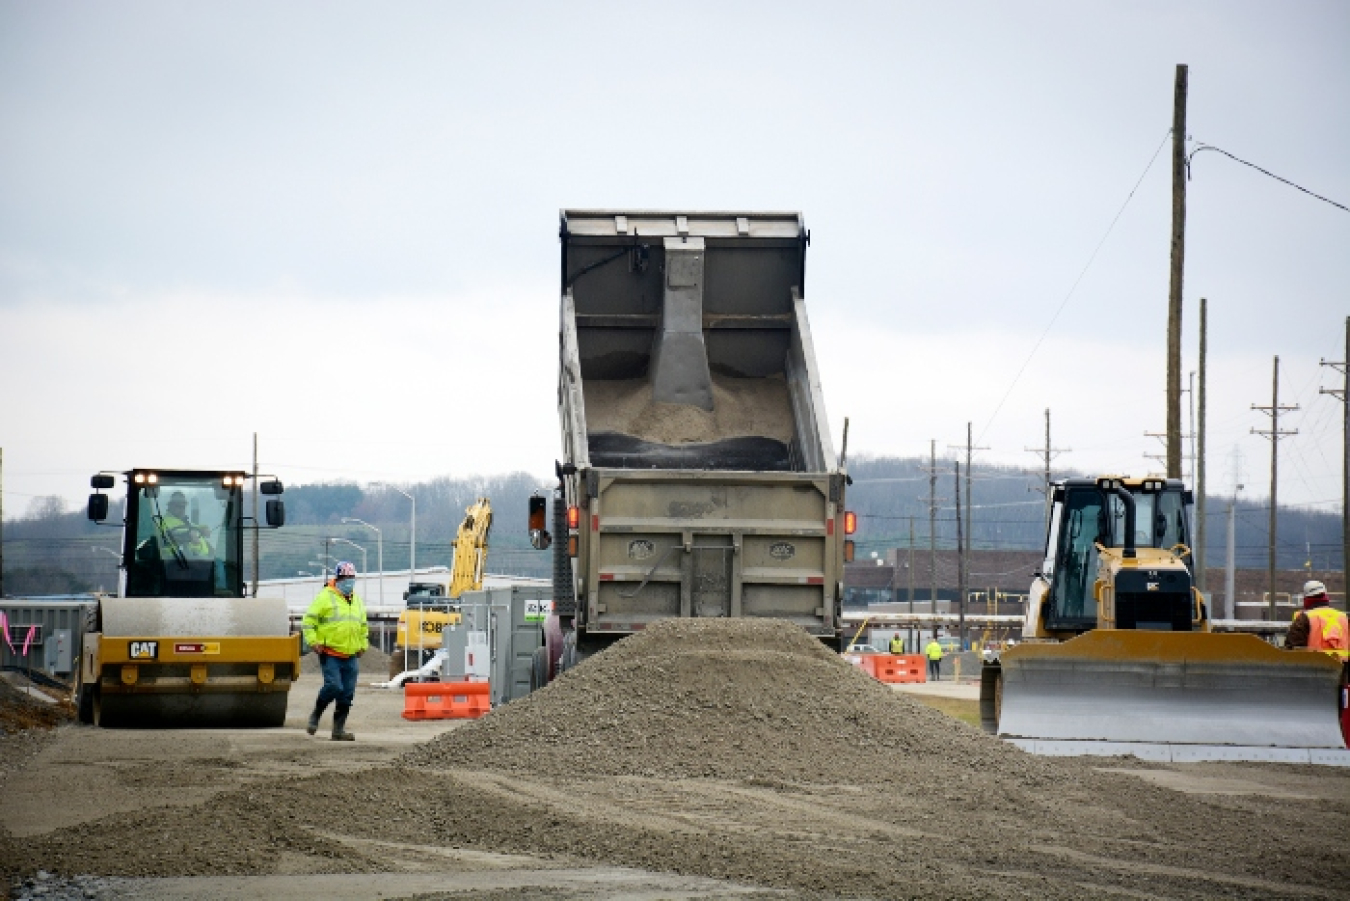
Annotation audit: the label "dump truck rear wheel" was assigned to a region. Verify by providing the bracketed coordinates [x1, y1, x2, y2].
[530, 645, 550, 692]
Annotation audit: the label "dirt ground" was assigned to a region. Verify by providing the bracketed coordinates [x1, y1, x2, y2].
[4, 618, 1350, 900]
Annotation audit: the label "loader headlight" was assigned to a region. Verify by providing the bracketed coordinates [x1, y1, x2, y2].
[134, 472, 158, 485]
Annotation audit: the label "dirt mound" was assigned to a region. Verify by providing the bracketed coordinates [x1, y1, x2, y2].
[403, 618, 1049, 784]
[0, 677, 74, 735]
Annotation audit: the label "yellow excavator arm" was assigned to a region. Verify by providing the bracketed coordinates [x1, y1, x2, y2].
[449, 497, 492, 599]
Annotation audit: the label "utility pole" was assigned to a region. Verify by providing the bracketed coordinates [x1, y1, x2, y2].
[1026, 409, 1070, 494]
[949, 422, 988, 615]
[1224, 494, 1239, 619]
[928, 439, 939, 641]
[251, 432, 260, 597]
[955, 461, 966, 651]
[1166, 63, 1189, 480]
[907, 515, 915, 653]
[1196, 299, 1208, 592]
[1320, 316, 1348, 584]
[1252, 355, 1299, 619]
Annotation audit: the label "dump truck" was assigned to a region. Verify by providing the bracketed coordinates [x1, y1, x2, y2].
[76, 468, 299, 727]
[529, 210, 853, 683]
[980, 475, 1349, 761]
[388, 498, 490, 678]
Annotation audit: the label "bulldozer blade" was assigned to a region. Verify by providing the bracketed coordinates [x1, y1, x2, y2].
[995, 630, 1346, 750]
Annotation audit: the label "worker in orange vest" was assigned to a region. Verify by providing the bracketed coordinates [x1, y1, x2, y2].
[1283, 580, 1348, 659]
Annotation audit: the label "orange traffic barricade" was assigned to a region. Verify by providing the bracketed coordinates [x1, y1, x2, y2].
[402, 680, 491, 720]
[871, 654, 927, 684]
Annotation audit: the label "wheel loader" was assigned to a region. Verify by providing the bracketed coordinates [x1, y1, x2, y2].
[980, 476, 1349, 762]
[75, 468, 300, 727]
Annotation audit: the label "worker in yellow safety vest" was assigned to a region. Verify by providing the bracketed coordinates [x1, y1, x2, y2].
[924, 637, 943, 681]
[888, 633, 905, 655]
[1284, 580, 1349, 659]
[302, 561, 369, 741]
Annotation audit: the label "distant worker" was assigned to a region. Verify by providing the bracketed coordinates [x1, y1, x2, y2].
[888, 633, 905, 655]
[1284, 580, 1349, 659]
[924, 637, 943, 681]
[302, 561, 369, 741]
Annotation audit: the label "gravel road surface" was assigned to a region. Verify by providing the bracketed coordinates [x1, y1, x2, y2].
[4, 618, 1349, 900]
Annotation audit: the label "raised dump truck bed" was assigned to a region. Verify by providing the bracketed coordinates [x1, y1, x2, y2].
[548, 210, 848, 665]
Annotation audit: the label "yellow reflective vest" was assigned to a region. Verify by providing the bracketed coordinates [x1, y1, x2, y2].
[302, 585, 369, 656]
[925, 640, 943, 661]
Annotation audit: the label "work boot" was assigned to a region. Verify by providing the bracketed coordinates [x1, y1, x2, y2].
[306, 700, 328, 736]
[331, 706, 355, 741]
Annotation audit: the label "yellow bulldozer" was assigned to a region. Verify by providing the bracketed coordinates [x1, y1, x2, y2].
[389, 497, 491, 678]
[980, 475, 1349, 762]
[76, 468, 299, 727]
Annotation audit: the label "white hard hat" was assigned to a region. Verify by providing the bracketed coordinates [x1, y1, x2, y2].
[1304, 580, 1327, 599]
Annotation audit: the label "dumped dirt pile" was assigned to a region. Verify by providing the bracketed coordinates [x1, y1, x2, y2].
[403, 618, 1047, 784]
[0, 678, 74, 735]
[7, 619, 1350, 899]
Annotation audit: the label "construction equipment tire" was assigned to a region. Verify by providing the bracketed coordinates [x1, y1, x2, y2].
[530, 645, 550, 692]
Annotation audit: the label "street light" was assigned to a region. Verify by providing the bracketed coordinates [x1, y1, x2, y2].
[342, 517, 384, 606]
[374, 484, 416, 586]
[330, 537, 368, 595]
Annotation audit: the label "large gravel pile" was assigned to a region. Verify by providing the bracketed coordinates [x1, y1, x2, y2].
[403, 618, 1046, 784]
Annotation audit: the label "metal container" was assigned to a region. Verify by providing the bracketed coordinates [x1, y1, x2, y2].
[0, 597, 96, 678]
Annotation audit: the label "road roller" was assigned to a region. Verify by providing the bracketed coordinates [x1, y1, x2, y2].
[981, 475, 1349, 762]
[75, 468, 300, 728]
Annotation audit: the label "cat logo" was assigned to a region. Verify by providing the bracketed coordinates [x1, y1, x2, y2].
[1146, 582, 1160, 592]
[129, 640, 159, 660]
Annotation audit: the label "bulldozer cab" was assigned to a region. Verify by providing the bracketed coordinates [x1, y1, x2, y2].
[89, 469, 284, 599]
[1041, 478, 1194, 633]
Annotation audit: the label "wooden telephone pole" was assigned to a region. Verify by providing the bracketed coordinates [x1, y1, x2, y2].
[1166, 63, 1189, 480]
[1196, 299, 1208, 591]
[1320, 317, 1349, 582]
[1252, 356, 1299, 618]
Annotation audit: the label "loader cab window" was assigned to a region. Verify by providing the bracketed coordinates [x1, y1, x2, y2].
[1046, 487, 1105, 631]
[124, 474, 243, 598]
[1105, 489, 1192, 554]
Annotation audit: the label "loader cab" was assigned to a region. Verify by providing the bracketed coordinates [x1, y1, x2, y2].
[88, 469, 285, 599]
[1040, 478, 1193, 633]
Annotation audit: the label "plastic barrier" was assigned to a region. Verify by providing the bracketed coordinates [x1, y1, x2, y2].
[402, 680, 491, 720]
[869, 654, 927, 684]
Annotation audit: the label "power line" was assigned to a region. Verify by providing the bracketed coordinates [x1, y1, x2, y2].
[976, 128, 1172, 447]
[1187, 143, 1349, 213]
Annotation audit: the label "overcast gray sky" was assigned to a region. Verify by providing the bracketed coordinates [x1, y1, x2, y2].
[2, 0, 1347, 517]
